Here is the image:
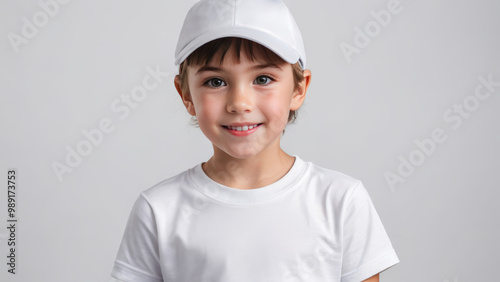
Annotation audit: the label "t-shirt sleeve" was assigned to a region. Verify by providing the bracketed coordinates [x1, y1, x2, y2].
[110, 194, 163, 282]
[340, 181, 400, 282]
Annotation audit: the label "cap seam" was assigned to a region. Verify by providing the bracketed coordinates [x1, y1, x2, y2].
[278, 0, 304, 69]
[232, 0, 236, 26]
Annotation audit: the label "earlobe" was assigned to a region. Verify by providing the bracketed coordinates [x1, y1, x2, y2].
[174, 75, 196, 116]
[290, 69, 311, 111]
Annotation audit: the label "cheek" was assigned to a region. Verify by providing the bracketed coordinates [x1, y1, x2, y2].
[259, 94, 292, 131]
[264, 83, 295, 110]
[195, 98, 220, 139]
[193, 94, 223, 123]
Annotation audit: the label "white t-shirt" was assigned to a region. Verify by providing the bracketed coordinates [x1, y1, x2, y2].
[110, 156, 399, 282]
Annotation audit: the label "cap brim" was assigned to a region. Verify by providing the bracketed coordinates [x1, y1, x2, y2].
[175, 27, 303, 69]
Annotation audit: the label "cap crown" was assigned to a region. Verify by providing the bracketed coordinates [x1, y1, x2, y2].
[175, 0, 306, 69]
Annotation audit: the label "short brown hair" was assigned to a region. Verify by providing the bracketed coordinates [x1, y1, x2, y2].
[177, 37, 304, 125]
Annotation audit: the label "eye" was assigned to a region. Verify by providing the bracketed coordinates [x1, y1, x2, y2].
[204, 77, 226, 88]
[254, 75, 273, 85]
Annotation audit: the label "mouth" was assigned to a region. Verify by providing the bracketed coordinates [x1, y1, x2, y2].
[222, 123, 263, 132]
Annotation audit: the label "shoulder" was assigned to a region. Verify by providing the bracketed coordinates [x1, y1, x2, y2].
[300, 159, 367, 206]
[138, 165, 196, 208]
[305, 160, 362, 191]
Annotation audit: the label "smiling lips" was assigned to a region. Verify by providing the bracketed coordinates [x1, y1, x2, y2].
[222, 123, 262, 136]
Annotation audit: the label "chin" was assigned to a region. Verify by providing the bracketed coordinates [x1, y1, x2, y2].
[221, 144, 263, 159]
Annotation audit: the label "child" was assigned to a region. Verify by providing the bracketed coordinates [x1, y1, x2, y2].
[110, 0, 399, 281]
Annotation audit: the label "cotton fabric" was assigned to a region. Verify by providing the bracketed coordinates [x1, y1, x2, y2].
[110, 156, 399, 282]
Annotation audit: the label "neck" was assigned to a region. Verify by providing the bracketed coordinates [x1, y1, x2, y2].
[202, 144, 295, 190]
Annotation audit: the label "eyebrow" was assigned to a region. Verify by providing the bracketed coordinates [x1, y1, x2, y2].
[194, 63, 283, 75]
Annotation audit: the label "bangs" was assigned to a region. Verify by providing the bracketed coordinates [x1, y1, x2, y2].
[184, 37, 287, 67]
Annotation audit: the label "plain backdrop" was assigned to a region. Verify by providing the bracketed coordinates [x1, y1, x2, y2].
[1, 0, 499, 281]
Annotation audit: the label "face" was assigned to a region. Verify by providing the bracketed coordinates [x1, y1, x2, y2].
[176, 48, 308, 160]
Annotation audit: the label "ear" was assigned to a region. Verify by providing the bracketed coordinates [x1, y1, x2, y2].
[290, 69, 311, 111]
[174, 75, 196, 116]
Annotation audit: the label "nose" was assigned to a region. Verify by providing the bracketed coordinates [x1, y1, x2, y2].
[226, 84, 254, 114]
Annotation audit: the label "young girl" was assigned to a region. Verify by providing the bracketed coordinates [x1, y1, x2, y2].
[110, 0, 399, 281]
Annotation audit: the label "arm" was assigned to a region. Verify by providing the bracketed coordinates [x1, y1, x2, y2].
[362, 273, 380, 282]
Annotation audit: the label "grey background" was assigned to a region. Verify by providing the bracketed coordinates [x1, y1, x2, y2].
[1, 0, 499, 281]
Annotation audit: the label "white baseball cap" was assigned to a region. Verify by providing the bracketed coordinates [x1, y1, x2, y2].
[174, 0, 307, 69]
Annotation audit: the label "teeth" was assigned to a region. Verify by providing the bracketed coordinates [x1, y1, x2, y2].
[227, 124, 259, 131]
